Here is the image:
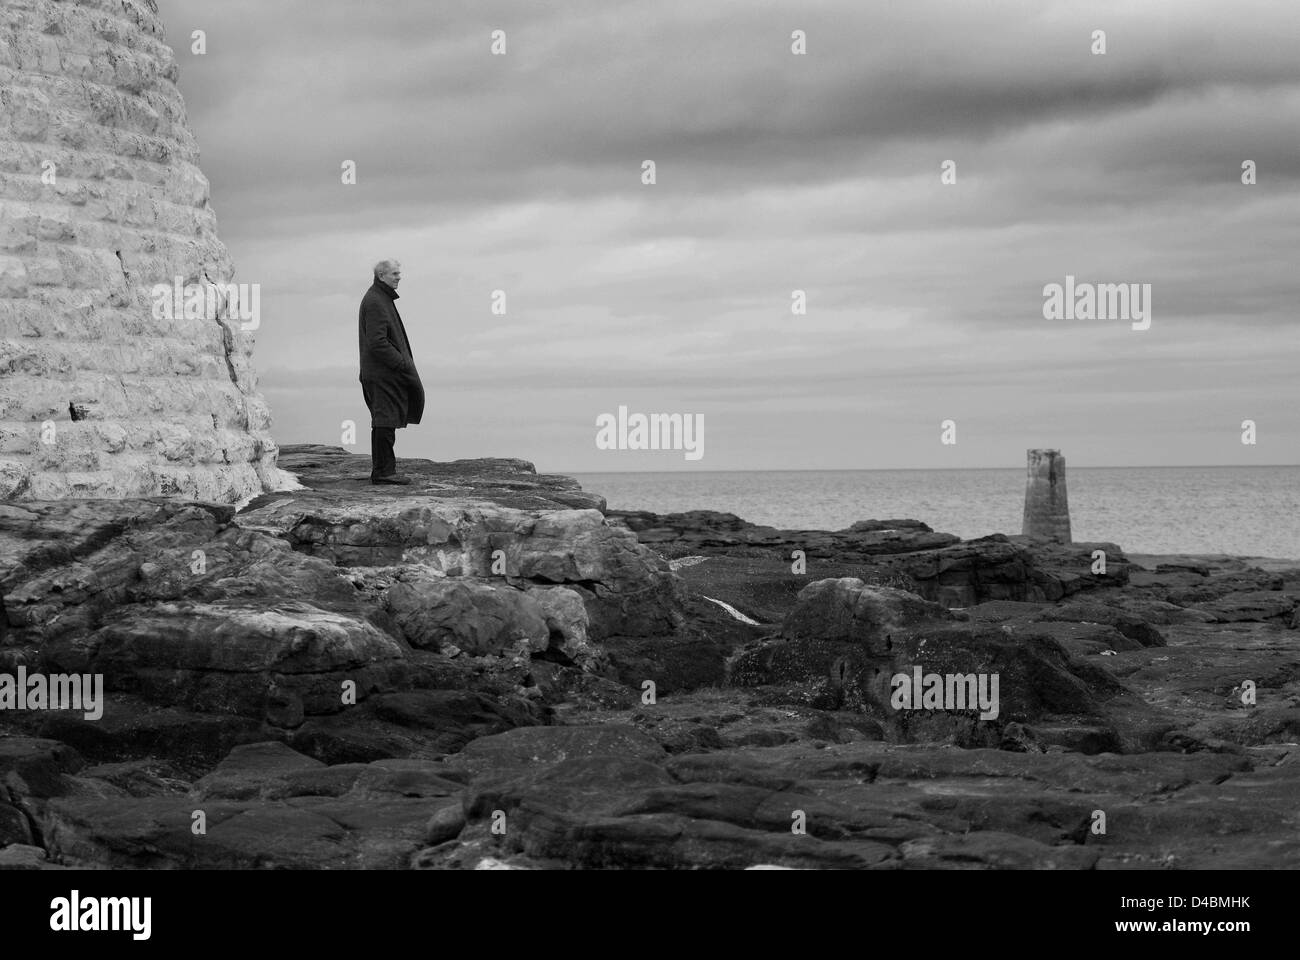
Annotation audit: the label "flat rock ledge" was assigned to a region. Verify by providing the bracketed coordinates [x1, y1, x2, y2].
[258, 444, 605, 512]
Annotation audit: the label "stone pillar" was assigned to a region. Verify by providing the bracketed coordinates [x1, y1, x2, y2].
[0, 0, 285, 503]
[1022, 449, 1071, 542]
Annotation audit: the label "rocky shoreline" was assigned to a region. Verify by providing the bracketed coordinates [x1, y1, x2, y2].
[1, 445, 1297, 869]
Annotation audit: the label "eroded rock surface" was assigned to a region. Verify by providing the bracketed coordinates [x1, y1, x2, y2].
[3, 459, 1298, 869]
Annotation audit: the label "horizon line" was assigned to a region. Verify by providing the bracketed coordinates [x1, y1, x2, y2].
[556, 463, 1300, 475]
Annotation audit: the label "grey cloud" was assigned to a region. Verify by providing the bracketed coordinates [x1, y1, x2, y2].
[161, 0, 1300, 469]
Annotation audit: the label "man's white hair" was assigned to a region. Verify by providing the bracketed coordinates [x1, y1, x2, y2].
[373, 259, 400, 278]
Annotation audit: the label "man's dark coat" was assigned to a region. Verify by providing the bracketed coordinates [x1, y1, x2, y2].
[358, 279, 424, 429]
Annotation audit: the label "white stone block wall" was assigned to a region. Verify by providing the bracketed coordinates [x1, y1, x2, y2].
[0, 0, 280, 502]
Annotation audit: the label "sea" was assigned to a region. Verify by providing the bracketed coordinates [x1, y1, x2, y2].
[569, 465, 1300, 560]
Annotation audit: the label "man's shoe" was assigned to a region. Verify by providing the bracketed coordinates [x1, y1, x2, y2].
[371, 475, 411, 486]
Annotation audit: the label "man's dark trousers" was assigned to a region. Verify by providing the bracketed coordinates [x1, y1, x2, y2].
[371, 426, 396, 479]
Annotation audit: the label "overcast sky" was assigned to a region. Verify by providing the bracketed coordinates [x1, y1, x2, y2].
[161, 0, 1300, 472]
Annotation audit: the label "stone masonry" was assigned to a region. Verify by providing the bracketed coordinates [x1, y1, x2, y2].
[0, 0, 283, 502]
[1021, 448, 1071, 542]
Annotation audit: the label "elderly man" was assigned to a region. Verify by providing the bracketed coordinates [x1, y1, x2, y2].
[358, 259, 424, 484]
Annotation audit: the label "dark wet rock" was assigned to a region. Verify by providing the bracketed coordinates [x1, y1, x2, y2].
[525, 661, 638, 709]
[924, 793, 1102, 846]
[42, 599, 407, 725]
[1, 500, 367, 651]
[283, 686, 549, 763]
[452, 724, 666, 774]
[282, 760, 465, 803]
[31, 700, 266, 773]
[727, 579, 1130, 746]
[962, 600, 1050, 622]
[1155, 561, 1211, 576]
[0, 844, 53, 870]
[0, 736, 84, 799]
[997, 721, 1045, 754]
[1036, 601, 1167, 647]
[78, 760, 191, 798]
[999, 620, 1143, 657]
[1091, 618, 1300, 749]
[779, 579, 960, 646]
[597, 591, 766, 694]
[962, 598, 1177, 655]
[601, 631, 733, 694]
[1167, 570, 1285, 603]
[42, 795, 323, 869]
[651, 524, 1135, 627]
[663, 751, 807, 791]
[369, 690, 542, 741]
[24, 662, 1297, 870]
[1030, 723, 1123, 755]
[5, 444, 1298, 870]
[460, 752, 899, 869]
[802, 712, 886, 744]
[1102, 598, 1217, 625]
[626, 709, 728, 754]
[194, 742, 325, 801]
[0, 799, 33, 845]
[384, 577, 550, 656]
[898, 832, 1099, 870]
[1130, 563, 1285, 604]
[38, 746, 475, 869]
[1189, 591, 1296, 624]
[873, 536, 1131, 607]
[524, 586, 597, 664]
[424, 801, 467, 845]
[607, 509, 959, 559]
